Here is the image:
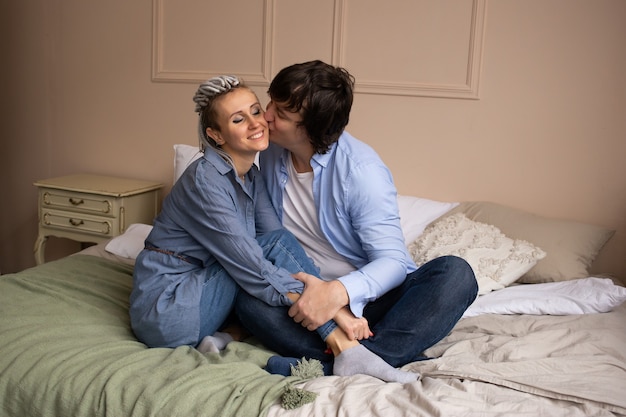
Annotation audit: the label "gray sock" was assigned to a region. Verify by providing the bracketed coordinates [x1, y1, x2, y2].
[196, 331, 234, 353]
[333, 345, 419, 384]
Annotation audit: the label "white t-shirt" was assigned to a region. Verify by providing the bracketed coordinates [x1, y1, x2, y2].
[282, 157, 356, 280]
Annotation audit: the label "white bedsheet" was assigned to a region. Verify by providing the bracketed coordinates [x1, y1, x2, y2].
[463, 277, 626, 317]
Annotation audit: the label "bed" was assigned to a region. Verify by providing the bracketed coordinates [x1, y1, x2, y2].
[2, 148, 625, 417]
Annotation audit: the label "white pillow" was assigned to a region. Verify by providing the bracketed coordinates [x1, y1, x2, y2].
[105, 223, 153, 259]
[174, 144, 203, 183]
[463, 277, 626, 317]
[397, 195, 458, 244]
[408, 213, 546, 295]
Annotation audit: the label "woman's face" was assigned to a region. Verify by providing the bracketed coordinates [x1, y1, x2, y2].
[206, 88, 269, 158]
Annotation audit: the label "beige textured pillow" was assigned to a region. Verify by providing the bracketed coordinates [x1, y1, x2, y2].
[409, 213, 546, 294]
[442, 202, 615, 283]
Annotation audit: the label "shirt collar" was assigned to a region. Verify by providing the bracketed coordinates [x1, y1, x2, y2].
[202, 148, 234, 176]
[310, 139, 338, 168]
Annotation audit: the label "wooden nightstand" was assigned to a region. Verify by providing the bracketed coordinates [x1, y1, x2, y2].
[34, 174, 162, 264]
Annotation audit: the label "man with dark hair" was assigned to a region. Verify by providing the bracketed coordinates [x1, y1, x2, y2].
[236, 60, 478, 376]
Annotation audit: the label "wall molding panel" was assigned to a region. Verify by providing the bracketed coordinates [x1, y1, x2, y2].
[152, 0, 274, 86]
[333, 0, 486, 99]
[152, 0, 486, 99]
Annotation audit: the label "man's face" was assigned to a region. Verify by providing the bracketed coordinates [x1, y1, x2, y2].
[264, 100, 309, 150]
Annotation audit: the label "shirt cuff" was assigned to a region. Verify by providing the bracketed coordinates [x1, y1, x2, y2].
[338, 274, 367, 318]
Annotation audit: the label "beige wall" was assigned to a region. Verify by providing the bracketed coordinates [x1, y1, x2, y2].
[1, 0, 624, 279]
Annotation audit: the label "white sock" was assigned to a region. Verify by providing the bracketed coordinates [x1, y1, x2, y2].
[196, 331, 234, 353]
[333, 345, 419, 384]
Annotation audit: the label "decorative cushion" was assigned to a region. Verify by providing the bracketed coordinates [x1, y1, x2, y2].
[445, 202, 615, 283]
[396, 195, 458, 244]
[409, 213, 546, 295]
[173, 144, 203, 183]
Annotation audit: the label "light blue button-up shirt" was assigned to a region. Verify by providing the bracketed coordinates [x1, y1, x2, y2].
[260, 132, 417, 317]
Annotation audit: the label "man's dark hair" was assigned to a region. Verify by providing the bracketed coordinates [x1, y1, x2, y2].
[268, 60, 355, 154]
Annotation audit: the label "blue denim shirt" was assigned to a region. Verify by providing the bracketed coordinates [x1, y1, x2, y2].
[131, 149, 305, 346]
[260, 131, 417, 317]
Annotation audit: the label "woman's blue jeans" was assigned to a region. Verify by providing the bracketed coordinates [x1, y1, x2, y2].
[198, 229, 338, 344]
[235, 255, 478, 368]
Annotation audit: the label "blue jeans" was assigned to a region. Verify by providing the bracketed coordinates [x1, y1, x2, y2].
[235, 255, 478, 367]
[198, 229, 338, 343]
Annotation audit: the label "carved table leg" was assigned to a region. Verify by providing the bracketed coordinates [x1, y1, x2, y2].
[34, 234, 48, 265]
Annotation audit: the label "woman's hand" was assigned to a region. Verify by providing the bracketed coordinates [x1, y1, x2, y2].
[333, 307, 373, 341]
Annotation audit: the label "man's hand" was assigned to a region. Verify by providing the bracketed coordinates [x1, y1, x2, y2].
[289, 272, 349, 330]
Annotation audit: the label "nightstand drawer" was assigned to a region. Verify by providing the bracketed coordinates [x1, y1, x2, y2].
[41, 209, 114, 238]
[41, 190, 115, 217]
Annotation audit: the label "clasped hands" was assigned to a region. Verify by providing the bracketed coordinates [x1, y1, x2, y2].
[289, 272, 373, 341]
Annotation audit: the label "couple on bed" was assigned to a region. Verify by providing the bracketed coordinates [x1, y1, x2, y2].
[129, 60, 478, 384]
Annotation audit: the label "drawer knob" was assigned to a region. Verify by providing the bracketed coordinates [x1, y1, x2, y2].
[69, 197, 85, 206]
[69, 218, 84, 227]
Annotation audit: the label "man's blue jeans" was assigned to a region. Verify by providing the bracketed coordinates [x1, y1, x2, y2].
[235, 255, 477, 368]
[199, 229, 338, 343]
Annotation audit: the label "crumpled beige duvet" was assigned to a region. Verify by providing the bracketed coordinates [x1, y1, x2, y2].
[269, 303, 626, 417]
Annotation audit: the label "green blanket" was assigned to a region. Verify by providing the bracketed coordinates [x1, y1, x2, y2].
[0, 255, 299, 417]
